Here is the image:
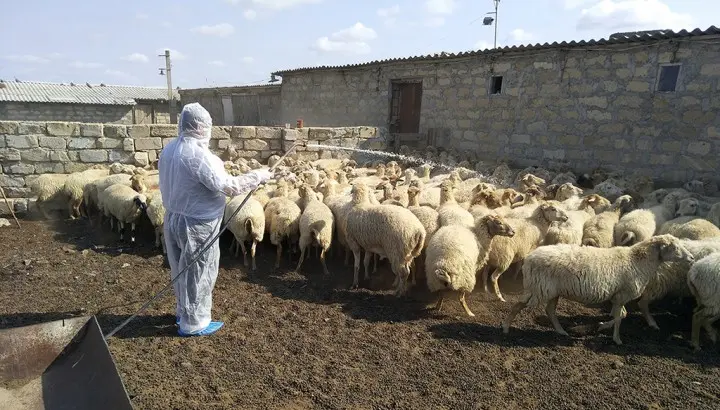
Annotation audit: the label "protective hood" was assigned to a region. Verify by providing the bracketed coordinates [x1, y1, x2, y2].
[179, 102, 212, 142]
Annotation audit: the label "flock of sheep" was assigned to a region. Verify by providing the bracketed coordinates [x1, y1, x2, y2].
[23, 146, 720, 351]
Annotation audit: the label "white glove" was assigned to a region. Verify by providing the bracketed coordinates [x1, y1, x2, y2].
[252, 168, 273, 184]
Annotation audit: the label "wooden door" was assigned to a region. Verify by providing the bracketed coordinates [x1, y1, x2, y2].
[231, 94, 260, 125]
[389, 81, 422, 133]
[134, 104, 154, 124]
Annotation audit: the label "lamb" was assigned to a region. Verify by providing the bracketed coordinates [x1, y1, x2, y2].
[344, 182, 426, 296]
[100, 184, 148, 242]
[317, 179, 354, 266]
[613, 191, 682, 246]
[265, 185, 302, 268]
[406, 185, 440, 285]
[554, 183, 584, 210]
[598, 237, 720, 332]
[28, 173, 70, 219]
[85, 174, 133, 225]
[658, 217, 720, 240]
[687, 252, 720, 350]
[426, 214, 515, 317]
[145, 189, 166, 253]
[437, 180, 474, 228]
[224, 195, 265, 270]
[582, 195, 634, 248]
[502, 234, 694, 345]
[543, 206, 595, 246]
[518, 173, 546, 192]
[296, 184, 334, 275]
[62, 167, 110, 218]
[482, 203, 569, 302]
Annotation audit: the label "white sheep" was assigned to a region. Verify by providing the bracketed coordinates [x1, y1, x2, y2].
[426, 214, 516, 317]
[502, 234, 694, 345]
[658, 217, 720, 240]
[265, 195, 302, 269]
[406, 185, 440, 285]
[598, 237, 720, 331]
[344, 182, 426, 296]
[296, 184, 334, 275]
[145, 189, 166, 253]
[100, 184, 148, 242]
[613, 191, 683, 246]
[28, 173, 70, 219]
[437, 180, 474, 228]
[62, 167, 110, 218]
[482, 203, 569, 302]
[543, 206, 595, 246]
[225, 195, 265, 270]
[582, 195, 634, 248]
[554, 183, 584, 210]
[687, 252, 720, 350]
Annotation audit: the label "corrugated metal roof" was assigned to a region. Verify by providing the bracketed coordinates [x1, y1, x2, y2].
[0, 80, 180, 105]
[272, 26, 720, 75]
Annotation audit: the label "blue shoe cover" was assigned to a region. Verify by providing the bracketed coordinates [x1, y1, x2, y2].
[176, 316, 180, 325]
[178, 321, 224, 337]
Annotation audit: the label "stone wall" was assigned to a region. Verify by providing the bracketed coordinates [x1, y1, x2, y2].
[0, 120, 387, 216]
[180, 84, 282, 126]
[0, 102, 172, 125]
[278, 38, 720, 183]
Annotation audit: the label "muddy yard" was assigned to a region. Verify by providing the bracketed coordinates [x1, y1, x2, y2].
[0, 219, 719, 410]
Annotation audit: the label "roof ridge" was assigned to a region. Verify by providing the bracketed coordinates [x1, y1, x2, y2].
[0, 79, 168, 89]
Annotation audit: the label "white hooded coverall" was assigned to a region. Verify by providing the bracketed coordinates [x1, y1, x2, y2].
[159, 103, 269, 334]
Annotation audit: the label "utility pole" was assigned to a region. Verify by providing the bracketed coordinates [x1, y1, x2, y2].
[158, 49, 176, 123]
[482, 0, 501, 49]
[493, 0, 500, 49]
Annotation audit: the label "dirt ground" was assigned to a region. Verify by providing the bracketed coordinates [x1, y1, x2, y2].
[1, 219, 719, 410]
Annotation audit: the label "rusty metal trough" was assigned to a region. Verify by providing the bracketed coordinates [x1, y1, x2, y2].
[0, 316, 132, 409]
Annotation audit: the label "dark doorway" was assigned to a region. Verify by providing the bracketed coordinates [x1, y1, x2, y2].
[389, 80, 422, 134]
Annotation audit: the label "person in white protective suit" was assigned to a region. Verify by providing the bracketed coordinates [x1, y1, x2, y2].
[159, 103, 272, 337]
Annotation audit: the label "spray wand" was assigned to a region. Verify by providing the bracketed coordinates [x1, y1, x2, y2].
[104, 140, 306, 340]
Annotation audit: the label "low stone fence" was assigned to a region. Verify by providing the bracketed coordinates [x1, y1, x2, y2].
[0, 121, 388, 216]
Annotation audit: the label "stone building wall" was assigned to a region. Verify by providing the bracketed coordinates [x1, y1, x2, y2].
[180, 85, 282, 126]
[0, 120, 386, 215]
[278, 38, 720, 183]
[0, 102, 172, 125]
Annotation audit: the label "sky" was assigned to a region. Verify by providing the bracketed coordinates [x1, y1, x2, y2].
[1, 0, 717, 89]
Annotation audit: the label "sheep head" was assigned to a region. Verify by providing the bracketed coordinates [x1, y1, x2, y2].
[521, 173, 546, 188]
[481, 214, 516, 238]
[499, 189, 524, 206]
[539, 203, 569, 223]
[580, 194, 611, 213]
[544, 184, 560, 200]
[675, 198, 699, 217]
[407, 186, 421, 201]
[375, 163, 386, 177]
[420, 164, 432, 179]
[133, 194, 148, 213]
[350, 183, 371, 204]
[648, 234, 695, 264]
[555, 183, 583, 201]
[130, 174, 147, 194]
[298, 184, 318, 201]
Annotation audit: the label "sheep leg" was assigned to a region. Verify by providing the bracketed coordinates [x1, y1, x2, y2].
[610, 303, 625, 345]
[239, 240, 249, 268]
[637, 295, 660, 330]
[118, 221, 125, 241]
[362, 251, 372, 281]
[229, 237, 237, 254]
[155, 227, 162, 249]
[161, 234, 167, 255]
[344, 247, 351, 266]
[490, 268, 507, 302]
[274, 242, 283, 269]
[109, 217, 114, 231]
[434, 292, 445, 312]
[320, 248, 330, 275]
[502, 294, 531, 334]
[705, 315, 719, 344]
[250, 240, 257, 271]
[130, 222, 136, 242]
[295, 245, 306, 272]
[480, 266, 490, 294]
[691, 308, 706, 351]
[545, 297, 569, 336]
[598, 306, 628, 331]
[409, 260, 417, 286]
[372, 253, 379, 274]
[67, 201, 76, 220]
[459, 292, 475, 317]
[351, 250, 362, 289]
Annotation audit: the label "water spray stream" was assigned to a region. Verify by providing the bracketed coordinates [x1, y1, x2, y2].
[304, 143, 499, 182]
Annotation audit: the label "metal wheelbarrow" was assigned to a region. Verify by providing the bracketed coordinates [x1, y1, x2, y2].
[0, 316, 132, 409]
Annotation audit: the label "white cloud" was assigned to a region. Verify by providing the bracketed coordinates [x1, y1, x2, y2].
[312, 22, 377, 54]
[136, 12, 148, 20]
[244, 9, 258, 19]
[69, 61, 103, 69]
[425, 0, 455, 15]
[161, 21, 172, 28]
[191, 23, 235, 37]
[208, 60, 226, 67]
[122, 53, 149, 63]
[225, 0, 323, 10]
[425, 17, 445, 27]
[377, 5, 400, 18]
[509, 28, 533, 43]
[574, 0, 693, 31]
[243, 56, 255, 63]
[3, 54, 49, 64]
[157, 48, 187, 60]
[331, 22, 377, 42]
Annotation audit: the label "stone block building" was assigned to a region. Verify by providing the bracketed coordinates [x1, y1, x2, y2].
[179, 84, 282, 127]
[0, 80, 180, 125]
[272, 26, 720, 183]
